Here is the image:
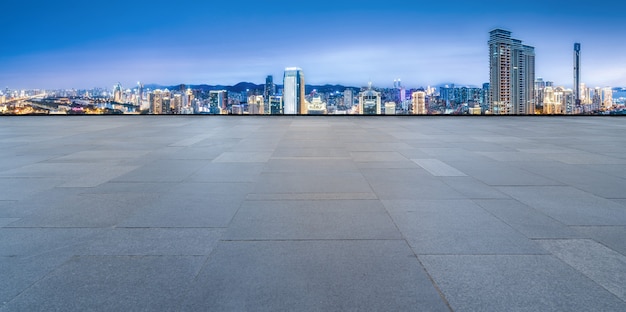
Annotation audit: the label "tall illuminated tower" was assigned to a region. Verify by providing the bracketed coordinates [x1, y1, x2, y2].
[264, 75, 275, 112]
[283, 67, 306, 115]
[136, 82, 144, 107]
[113, 82, 123, 103]
[489, 29, 535, 115]
[574, 43, 581, 108]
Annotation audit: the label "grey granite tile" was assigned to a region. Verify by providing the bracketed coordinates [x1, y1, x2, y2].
[475, 199, 584, 239]
[344, 142, 414, 152]
[213, 151, 273, 163]
[420, 255, 626, 311]
[0, 218, 19, 227]
[476, 151, 551, 162]
[119, 183, 251, 228]
[272, 147, 350, 158]
[440, 177, 509, 199]
[571, 226, 626, 257]
[538, 239, 626, 301]
[253, 172, 374, 194]
[498, 186, 626, 226]
[112, 159, 207, 182]
[517, 161, 626, 199]
[412, 159, 467, 176]
[383, 199, 545, 255]
[1, 253, 72, 307]
[545, 152, 626, 165]
[246, 192, 377, 201]
[262, 158, 359, 174]
[76, 228, 224, 256]
[0, 178, 66, 201]
[58, 165, 139, 188]
[363, 169, 465, 200]
[0, 228, 102, 257]
[224, 200, 401, 240]
[49, 150, 151, 162]
[0, 162, 98, 178]
[2, 256, 205, 312]
[350, 151, 408, 162]
[454, 161, 562, 186]
[182, 240, 449, 312]
[187, 163, 265, 183]
[6, 193, 155, 228]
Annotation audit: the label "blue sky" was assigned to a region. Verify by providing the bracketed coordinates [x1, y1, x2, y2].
[2, 0, 625, 90]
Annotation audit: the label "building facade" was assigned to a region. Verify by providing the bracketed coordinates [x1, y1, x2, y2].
[358, 84, 381, 115]
[283, 67, 306, 114]
[489, 29, 536, 115]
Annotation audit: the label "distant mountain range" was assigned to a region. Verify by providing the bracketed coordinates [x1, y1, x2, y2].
[144, 82, 363, 94]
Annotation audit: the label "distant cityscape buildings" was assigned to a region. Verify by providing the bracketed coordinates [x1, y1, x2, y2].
[1, 29, 625, 115]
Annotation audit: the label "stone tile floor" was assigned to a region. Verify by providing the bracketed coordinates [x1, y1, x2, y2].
[1, 116, 625, 311]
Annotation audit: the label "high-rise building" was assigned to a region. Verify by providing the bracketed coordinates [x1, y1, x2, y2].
[136, 82, 144, 107]
[412, 91, 426, 115]
[283, 67, 306, 114]
[248, 95, 264, 115]
[384, 102, 396, 115]
[602, 87, 613, 111]
[209, 90, 228, 114]
[343, 89, 353, 108]
[113, 82, 123, 103]
[269, 95, 283, 114]
[264, 75, 275, 109]
[358, 83, 381, 115]
[574, 43, 581, 108]
[148, 90, 163, 114]
[489, 29, 536, 115]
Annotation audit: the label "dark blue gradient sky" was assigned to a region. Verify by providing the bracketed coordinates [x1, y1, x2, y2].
[2, 0, 624, 89]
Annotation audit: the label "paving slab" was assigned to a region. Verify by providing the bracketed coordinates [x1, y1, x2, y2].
[538, 239, 626, 301]
[571, 226, 626, 256]
[187, 163, 265, 183]
[0, 228, 102, 257]
[498, 186, 626, 226]
[182, 240, 449, 312]
[119, 182, 251, 228]
[1, 256, 206, 312]
[420, 254, 626, 311]
[224, 200, 401, 240]
[75, 228, 224, 256]
[1, 253, 72, 308]
[6, 193, 155, 228]
[440, 177, 509, 199]
[112, 159, 208, 182]
[412, 159, 467, 176]
[474, 199, 584, 239]
[383, 199, 545, 255]
[253, 172, 373, 194]
[517, 161, 626, 199]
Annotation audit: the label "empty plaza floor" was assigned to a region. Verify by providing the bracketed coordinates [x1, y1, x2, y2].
[1, 116, 626, 311]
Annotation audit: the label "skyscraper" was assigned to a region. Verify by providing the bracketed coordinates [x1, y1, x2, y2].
[113, 82, 123, 103]
[574, 43, 581, 108]
[283, 67, 306, 115]
[209, 90, 228, 114]
[343, 89, 353, 108]
[358, 83, 381, 115]
[264, 75, 275, 111]
[136, 82, 144, 107]
[489, 29, 536, 115]
[412, 91, 426, 115]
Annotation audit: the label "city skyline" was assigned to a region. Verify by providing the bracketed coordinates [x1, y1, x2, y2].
[2, 0, 625, 90]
